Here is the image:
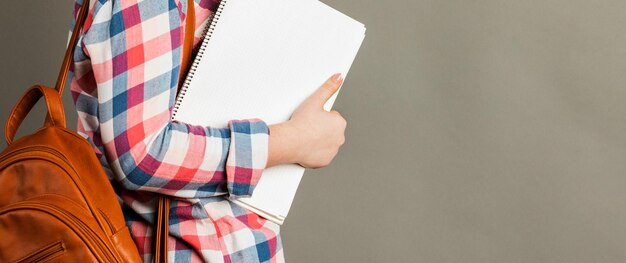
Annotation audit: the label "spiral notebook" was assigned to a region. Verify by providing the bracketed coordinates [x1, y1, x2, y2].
[171, 0, 366, 225]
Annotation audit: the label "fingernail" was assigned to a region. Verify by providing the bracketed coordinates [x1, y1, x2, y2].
[331, 73, 342, 83]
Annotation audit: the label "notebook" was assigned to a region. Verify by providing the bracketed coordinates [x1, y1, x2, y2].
[171, 0, 366, 225]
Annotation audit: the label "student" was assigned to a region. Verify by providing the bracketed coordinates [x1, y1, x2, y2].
[68, 0, 346, 262]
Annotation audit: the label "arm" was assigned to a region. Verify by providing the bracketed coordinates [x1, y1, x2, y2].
[69, 0, 267, 198]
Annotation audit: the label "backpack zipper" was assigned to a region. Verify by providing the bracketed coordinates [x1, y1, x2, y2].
[1, 202, 118, 263]
[0, 146, 118, 234]
[0, 148, 122, 262]
[17, 241, 65, 263]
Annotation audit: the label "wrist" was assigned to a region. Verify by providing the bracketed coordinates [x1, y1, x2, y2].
[267, 121, 301, 167]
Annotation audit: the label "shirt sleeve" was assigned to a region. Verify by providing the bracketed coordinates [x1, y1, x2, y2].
[69, 0, 269, 198]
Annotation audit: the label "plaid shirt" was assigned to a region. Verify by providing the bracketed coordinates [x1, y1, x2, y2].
[68, 0, 284, 262]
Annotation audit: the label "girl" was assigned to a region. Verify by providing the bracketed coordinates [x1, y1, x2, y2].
[69, 0, 347, 262]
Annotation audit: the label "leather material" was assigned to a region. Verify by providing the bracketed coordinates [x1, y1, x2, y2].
[0, 0, 143, 262]
[0, 85, 143, 262]
[153, 196, 170, 263]
[0, 0, 195, 261]
[179, 0, 196, 90]
[54, 0, 90, 94]
[5, 85, 66, 145]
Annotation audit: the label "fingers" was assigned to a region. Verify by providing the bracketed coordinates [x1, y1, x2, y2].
[311, 73, 343, 106]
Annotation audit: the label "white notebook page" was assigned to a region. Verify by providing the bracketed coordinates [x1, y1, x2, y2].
[172, 0, 366, 224]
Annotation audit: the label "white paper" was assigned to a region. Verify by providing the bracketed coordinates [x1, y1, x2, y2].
[173, 0, 366, 224]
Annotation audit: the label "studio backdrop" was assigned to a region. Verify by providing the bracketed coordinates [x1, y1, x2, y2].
[2, 1, 626, 262]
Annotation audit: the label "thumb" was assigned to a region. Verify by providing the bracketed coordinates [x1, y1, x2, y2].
[309, 73, 343, 106]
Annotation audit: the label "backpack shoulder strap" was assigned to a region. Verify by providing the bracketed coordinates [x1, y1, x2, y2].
[179, 0, 196, 85]
[55, 0, 90, 94]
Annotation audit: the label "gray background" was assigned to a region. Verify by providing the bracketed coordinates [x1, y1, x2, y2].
[3, 0, 626, 262]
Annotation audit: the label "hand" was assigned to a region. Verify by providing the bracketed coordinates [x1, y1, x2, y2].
[267, 73, 347, 169]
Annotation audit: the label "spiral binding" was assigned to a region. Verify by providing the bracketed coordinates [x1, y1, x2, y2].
[172, 0, 228, 120]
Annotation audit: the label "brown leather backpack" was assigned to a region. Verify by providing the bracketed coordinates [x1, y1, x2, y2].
[0, 83, 144, 262]
[0, 0, 195, 262]
[0, 1, 143, 262]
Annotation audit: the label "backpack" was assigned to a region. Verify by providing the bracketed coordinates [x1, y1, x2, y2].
[0, 1, 143, 262]
[0, 0, 196, 261]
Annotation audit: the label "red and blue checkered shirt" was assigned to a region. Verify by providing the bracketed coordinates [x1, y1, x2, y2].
[68, 0, 284, 262]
